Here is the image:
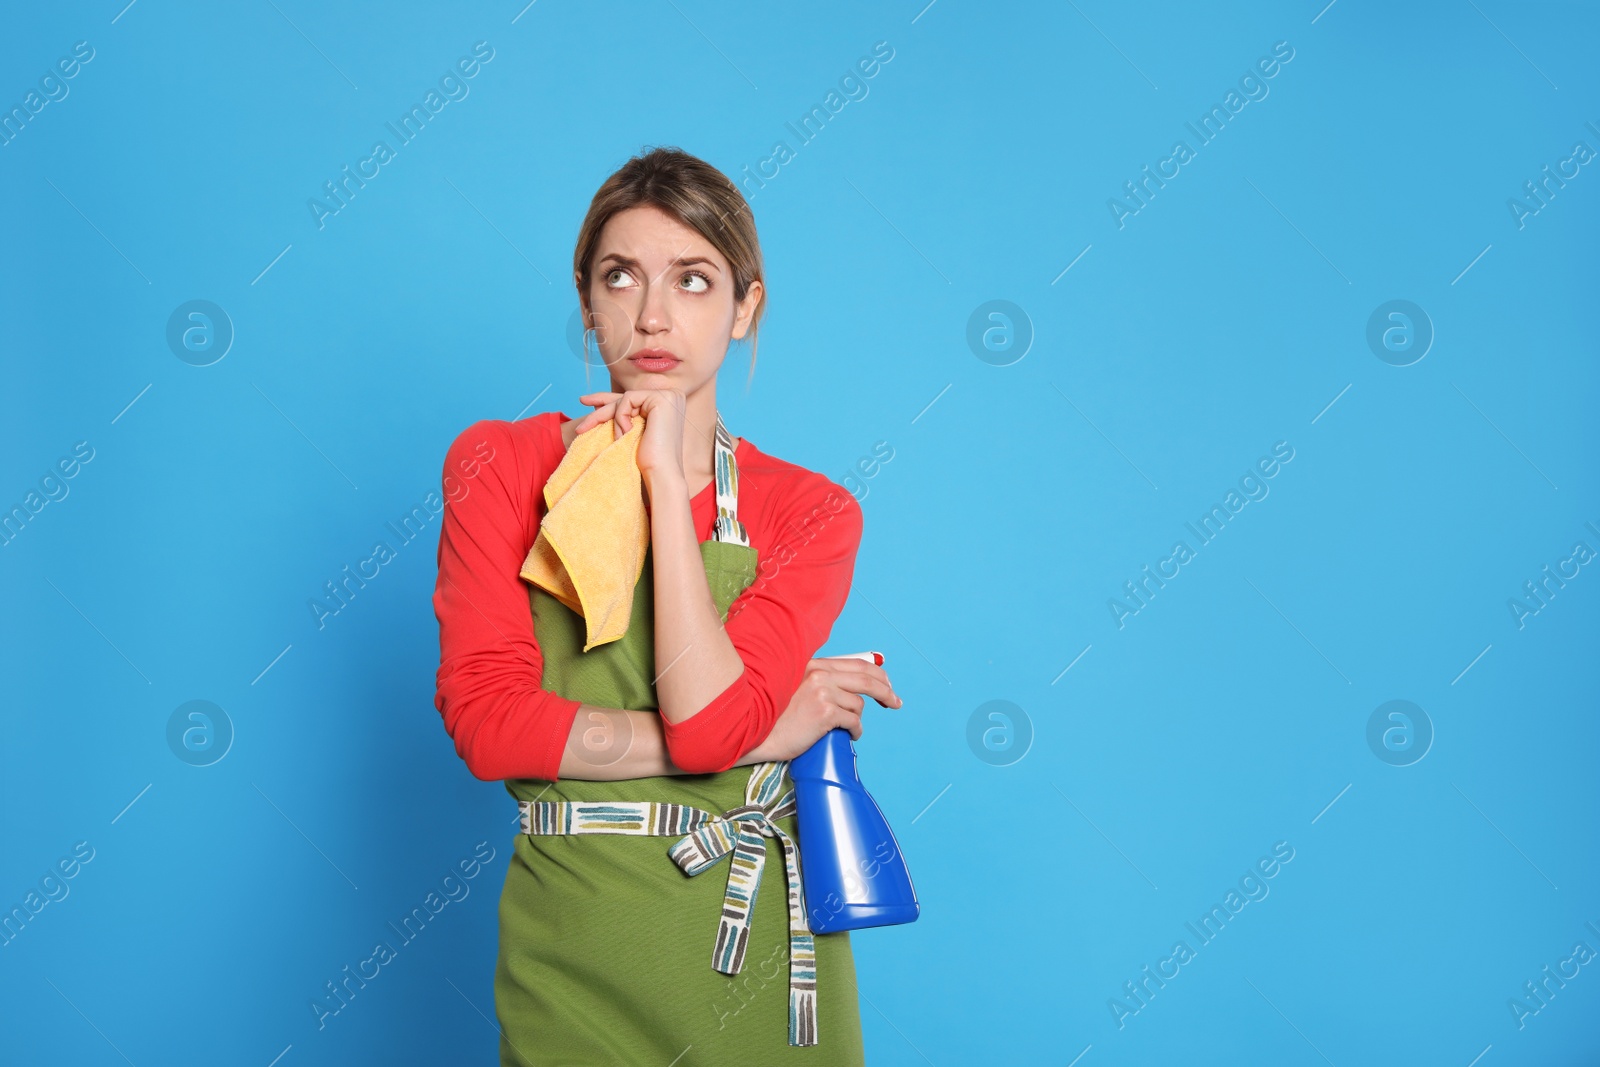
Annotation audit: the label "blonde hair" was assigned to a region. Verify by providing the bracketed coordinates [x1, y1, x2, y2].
[573, 146, 765, 387]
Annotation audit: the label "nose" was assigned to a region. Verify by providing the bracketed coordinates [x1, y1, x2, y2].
[635, 274, 673, 338]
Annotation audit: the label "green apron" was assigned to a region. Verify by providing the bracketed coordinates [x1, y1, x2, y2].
[493, 414, 865, 1065]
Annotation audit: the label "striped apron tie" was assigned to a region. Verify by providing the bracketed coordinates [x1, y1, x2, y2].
[518, 760, 820, 1047]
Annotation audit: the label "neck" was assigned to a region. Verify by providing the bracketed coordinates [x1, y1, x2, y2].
[681, 385, 720, 488]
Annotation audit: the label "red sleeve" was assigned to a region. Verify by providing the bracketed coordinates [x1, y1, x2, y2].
[660, 477, 863, 774]
[432, 416, 583, 782]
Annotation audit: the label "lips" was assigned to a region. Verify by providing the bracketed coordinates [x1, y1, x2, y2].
[629, 349, 680, 373]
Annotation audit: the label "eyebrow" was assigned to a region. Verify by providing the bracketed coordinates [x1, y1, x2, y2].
[597, 253, 722, 275]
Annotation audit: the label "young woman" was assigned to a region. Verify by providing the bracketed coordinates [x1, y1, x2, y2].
[432, 147, 902, 1065]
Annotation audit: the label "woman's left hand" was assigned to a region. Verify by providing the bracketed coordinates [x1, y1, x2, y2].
[573, 389, 687, 482]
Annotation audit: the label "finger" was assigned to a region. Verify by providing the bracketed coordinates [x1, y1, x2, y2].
[820, 661, 900, 708]
[811, 659, 878, 693]
[637, 389, 679, 412]
[572, 402, 617, 434]
[827, 696, 863, 735]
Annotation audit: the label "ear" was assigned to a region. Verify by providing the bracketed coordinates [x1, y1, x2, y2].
[730, 278, 764, 340]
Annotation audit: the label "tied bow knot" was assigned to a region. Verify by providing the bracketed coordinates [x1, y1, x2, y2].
[670, 798, 794, 876]
[668, 796, 800, 967]
[666, 764, 819, 1047]
[516, 761, 821, 1046]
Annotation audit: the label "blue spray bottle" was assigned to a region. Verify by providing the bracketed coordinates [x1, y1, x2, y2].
[789, 650, 921, 934]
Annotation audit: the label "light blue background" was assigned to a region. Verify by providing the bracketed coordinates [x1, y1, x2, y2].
[3, 1, 1597, 1064]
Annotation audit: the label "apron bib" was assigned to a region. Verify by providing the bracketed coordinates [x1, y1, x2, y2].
[494, 414, 865, 1065]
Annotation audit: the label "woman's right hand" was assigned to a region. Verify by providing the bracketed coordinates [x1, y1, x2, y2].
[744, 657, 903, 764]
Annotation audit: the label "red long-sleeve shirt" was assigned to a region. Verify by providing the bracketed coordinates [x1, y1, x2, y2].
[432, 410, 863, 781]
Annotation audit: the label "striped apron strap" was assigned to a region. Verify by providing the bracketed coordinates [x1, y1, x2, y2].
[518, 760, 820, 1047]
[711, 409, 749, 548]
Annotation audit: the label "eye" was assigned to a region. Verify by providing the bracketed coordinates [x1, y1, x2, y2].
[604, 268, 635, 289]
[679, 270, 710, 293]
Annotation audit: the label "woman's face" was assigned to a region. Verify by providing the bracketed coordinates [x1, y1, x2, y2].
[577, 203, 762, 397]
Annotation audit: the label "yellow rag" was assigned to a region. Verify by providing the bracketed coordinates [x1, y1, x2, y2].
[519, 416, 649, 652]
